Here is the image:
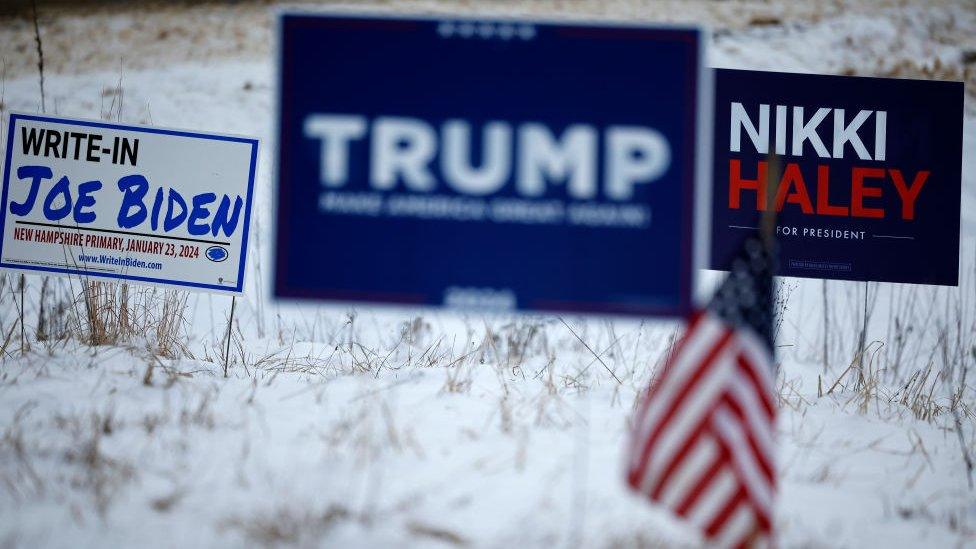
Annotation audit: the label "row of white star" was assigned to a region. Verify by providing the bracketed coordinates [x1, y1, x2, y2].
[436, 21, 537, 40]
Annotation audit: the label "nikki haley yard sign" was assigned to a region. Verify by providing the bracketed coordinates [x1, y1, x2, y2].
[711, 69, 963, 285]
[274, 14, 709, 316]
[0, 113, 259, 294]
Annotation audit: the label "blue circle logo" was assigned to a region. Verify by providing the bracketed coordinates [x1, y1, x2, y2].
[206, 246, 228, 262]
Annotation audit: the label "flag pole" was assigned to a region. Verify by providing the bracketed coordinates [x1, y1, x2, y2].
[759, 152, 781, 249]
[223, 295, 236, 378]
[857, 280, 869, 388]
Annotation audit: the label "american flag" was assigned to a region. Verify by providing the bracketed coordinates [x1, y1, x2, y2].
[626, 234, 777, 548]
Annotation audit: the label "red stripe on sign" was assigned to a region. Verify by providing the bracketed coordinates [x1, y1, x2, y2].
[705, 487, 748, 537]
[720, 393, 775, 483]
[674, 434, 729, 517]
[631, 329, 734, 482]
[648, 410, 715, 500]
[737, 354, 775, 419]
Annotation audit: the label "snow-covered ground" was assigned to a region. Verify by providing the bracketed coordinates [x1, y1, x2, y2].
[0, 1, 975, 547]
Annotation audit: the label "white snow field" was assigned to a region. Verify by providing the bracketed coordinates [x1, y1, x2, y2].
[1, 1, 975, 547]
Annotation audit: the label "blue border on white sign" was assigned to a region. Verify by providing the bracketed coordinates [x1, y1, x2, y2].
[0, 112, 259, 294]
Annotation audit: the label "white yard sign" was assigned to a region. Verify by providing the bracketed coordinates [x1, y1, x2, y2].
[0, 113, 258, 294]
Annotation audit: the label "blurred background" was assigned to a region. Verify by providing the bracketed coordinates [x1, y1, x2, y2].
[0, 1, 974, 548]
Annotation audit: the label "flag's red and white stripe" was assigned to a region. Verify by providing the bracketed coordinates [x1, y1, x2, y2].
[627, 312, 776, 548]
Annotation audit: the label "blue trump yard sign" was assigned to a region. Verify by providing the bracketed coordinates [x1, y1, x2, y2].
[710, 69, 963, 285]
[274, 14, 709, 316]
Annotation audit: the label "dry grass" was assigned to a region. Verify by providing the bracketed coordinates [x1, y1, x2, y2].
[81, 281, 191, 357]
[222, 503, 352, 546]
[1, 277, 193, 362]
